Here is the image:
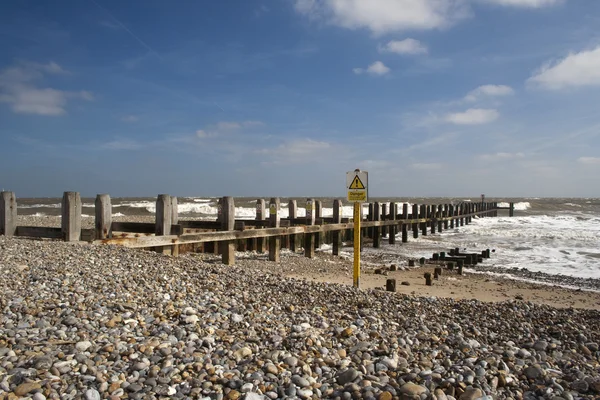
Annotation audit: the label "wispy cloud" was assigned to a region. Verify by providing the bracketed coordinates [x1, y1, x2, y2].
[482, 0, 563, 8]
[353, 61, 390, 76]
[196, 120, 266, 139]
[257, 138, 332, 164]
[465, 84, 514, 101]
[445, 108, 499, 125]
[478, 152, 525, 161]
[528, 46, 600, 90]
[378, 39, 428, 55]
[0, 61, 93, 116]
[578, 156, 600, 165]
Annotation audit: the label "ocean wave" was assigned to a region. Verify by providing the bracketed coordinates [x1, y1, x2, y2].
[497, 201, 530, 211]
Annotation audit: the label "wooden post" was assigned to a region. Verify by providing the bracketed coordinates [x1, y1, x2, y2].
[367, 203, 374, 239]
[443, 204, 449, 230]
[386, 278, 396, 292]
[438, 204, 443, 232]
[332, 199, 342, 256]
[460, 204, 465, 226]
[420, 204, 427, 236]
[288, 200, 298, 252]
[170, 196, 179, 256]
[449, 204, 455, 228]
[268, 198, 280, 262]
[388, 202, 396, 245]
[256, 199, 266, 253]
[401, 203, 408, 243]
[430, 204, 437, 234]
[424, 272, 433, 286]
[220, 196, 235, 265]
[304, 198, 315, 258]
[373, 202, 381, 248]
[155, 194, 172, 254]
[94, 194, 112, 239]
[315, 200, 323, 249]
[0, 191, 17, 237]
[412, 204, 419, 238]
[509, 202, 515, 217]
[61, 191, 81, 242]
[381, 203, 388, 238]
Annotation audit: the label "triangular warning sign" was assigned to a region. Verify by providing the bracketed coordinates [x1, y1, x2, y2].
[349, 175, 365, 189]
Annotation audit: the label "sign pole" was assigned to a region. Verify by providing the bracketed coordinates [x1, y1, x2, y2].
[353, 202, 361, 288]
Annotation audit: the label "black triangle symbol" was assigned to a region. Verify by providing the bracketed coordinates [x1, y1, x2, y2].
[349, 175, 365, 189]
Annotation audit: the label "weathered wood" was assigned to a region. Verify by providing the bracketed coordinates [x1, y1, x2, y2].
[314, 200, 323, 249]
[288, 200, 298, 252]
[61, 191, 81, 242]
[304, 199, 316, 258]
[220, 196, 235, 265]
[509, 202, 515, 217]
[332, 199, 342, 256]
[95, 194, 112, 240]
[420, 204, 427, 236]
[431, 204, 437, 234]
[443, 204, 449, 230]
[381, 203, 388, 238]
[112, 222, 181, 234]
[388, 202, 396, 244]
[386, 278, 396, 292]
[268, 198, 280, 262]
[0, 191, 17, 237]
[373, 202, 381, 248]
[256, 199, 266, 253]
[16, 226, 63, 239]
[412, 204, 419, 238]
[438, 204, 443, 232]
[401, 203, 408, 243]
[367, 203, 374, 239]
[155, 194, 172, 254]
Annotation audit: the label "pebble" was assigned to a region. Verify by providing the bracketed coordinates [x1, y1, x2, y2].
[0, 236, 598, 400]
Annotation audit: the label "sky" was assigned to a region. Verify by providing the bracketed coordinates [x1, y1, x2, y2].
[1, 0, 600, 198]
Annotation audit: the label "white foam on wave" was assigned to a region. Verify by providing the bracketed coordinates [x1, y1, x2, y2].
[564, 203, 582, 207]
[497, 201, 531, 211]
[112, 212, 125, 217]
[19, 203, 61, 209]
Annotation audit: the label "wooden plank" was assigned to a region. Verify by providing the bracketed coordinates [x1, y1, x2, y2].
[112, 222, 182, 234]
[62, 191, 82, 242]
[95, 194, 112, 239]
[269, 198, 280, 262]
[220, 196, 235, 265]
[0, 191, 17, 237]
[16, 226, 63, 239]
[305, 199, 315, 258]
[288, 200, 298, 252]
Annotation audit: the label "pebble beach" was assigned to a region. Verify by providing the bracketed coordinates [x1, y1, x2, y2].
[1, 234, 599, 400]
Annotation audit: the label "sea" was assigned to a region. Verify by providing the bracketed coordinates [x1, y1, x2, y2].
[16, 196, 600, 282]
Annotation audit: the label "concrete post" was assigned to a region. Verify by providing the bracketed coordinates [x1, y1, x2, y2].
[0, 191, 17, 237]
[95, 194, 112, 240]
[61, 191, 81, 242]
[268, 198, 280, 262]
[220, 196, 235, 265]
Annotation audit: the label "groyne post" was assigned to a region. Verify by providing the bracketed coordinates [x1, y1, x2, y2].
[304, 199, 316, 258]
[420, 204, 427, 236]
[509, 202, 515, 217]
[368, 203, 374, 239]
[95, 194, 112, 240]
[412, 204, 419, 238]
[220, 196, 235, 265]
[449, 204, 455, 228]
[388, 202, 396, 244]
[288, 200, 298, 252]
[155, 194, 172, 254]
[315, 200, 323, 249]
[256, 199, 266, 253]
[438, 204, 444, 232]
[373, 202, 381, 248]
[431, 204, 437, 234]
[171, 196, 179, 256]
[381, 203, 388, 238]
[444, 204, 449, 230]
[332, 199, 342, 256]
[268, 198, 280, 262]
[402, 203, 409, 243]
[62, 191, 82, 242]
[0, 191, 17, 237]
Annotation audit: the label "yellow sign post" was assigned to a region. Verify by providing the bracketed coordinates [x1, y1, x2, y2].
[346, 169, 368, 288]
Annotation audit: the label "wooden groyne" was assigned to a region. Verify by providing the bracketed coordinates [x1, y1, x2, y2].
[0, 191, 504, 265]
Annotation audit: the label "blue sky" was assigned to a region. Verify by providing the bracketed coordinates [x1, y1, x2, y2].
[1, 0, 600, 198]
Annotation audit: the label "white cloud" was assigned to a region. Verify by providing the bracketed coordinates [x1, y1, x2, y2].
[196, 120, 265, 139]
[478, 152, 525, 160]
[0, 61, 92, 116]
[483, 0, 562, 7]
[578, 157, 600, 165]
[465, 84, 514, 101]
[257, 138, 332, 164]
[354, 61, 390, 76]
[217, 121, 242, 130]
[294, 0, 469, 35]
[378, 38, 428, 55]
[528, 46, 600, 90]
[445, 108, 499, 125]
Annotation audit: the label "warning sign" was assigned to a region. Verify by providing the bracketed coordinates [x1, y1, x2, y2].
[349, 175, 365, 190]
[346, 170, 368, 203]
